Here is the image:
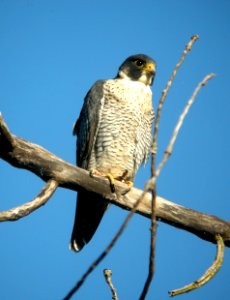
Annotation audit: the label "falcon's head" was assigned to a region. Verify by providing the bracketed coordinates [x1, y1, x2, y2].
[117, 54, 156, 86]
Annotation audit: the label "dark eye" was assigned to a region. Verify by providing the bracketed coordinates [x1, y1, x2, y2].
[135, 59, 144, 67]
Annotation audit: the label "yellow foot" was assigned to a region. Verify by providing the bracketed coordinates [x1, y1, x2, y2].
[90, 169, 115, 193]
[106, 173, 115, 193]
[115, 170, 133, 188]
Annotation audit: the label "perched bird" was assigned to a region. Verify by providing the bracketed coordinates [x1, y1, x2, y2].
[70, 54, 156, 252]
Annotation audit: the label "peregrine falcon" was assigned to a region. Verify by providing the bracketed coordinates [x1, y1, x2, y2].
[70, 54, 156, 252]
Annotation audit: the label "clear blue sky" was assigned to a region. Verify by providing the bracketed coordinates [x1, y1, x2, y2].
[0, 1, 229, 299]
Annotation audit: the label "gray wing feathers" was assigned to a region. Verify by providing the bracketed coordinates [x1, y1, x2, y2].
[73, 80, 105, 168]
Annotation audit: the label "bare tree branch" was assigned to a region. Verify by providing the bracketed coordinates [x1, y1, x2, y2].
[0, 179, 58, 221]
[0, 114, 229, 247]
[155, 73, 215, 179]
[151, 34, 199, 158]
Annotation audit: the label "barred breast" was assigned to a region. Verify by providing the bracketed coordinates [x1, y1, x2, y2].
[88, 78, 154, 181]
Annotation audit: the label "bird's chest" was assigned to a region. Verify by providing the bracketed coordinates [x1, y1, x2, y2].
[89, 80, 153, 179]
[101, 80, 152, 133]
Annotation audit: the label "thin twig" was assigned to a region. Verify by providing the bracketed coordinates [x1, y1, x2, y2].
[104, 269, 118, 300]
[151, 35, 199, 163]
[139, 188, 157, 300]
[169, 234, 225, 297]
[155, 73, 215, 179]
[140, 35, 199, 300]
[0, 179, 58, 221]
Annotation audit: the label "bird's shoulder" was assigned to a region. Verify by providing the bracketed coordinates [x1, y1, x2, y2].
[73, 80, 106, 136]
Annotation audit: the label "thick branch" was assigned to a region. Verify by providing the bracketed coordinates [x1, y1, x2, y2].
[0, 114, 229, 247]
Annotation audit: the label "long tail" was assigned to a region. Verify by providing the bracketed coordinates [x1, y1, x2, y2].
[69, 191, 109, 252]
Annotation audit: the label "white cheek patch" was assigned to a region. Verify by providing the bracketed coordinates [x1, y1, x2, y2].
[139, 74, 151, 85]
[118, 70, 132, 80]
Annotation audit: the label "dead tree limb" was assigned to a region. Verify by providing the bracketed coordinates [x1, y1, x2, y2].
[0, 114, 229, 247]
